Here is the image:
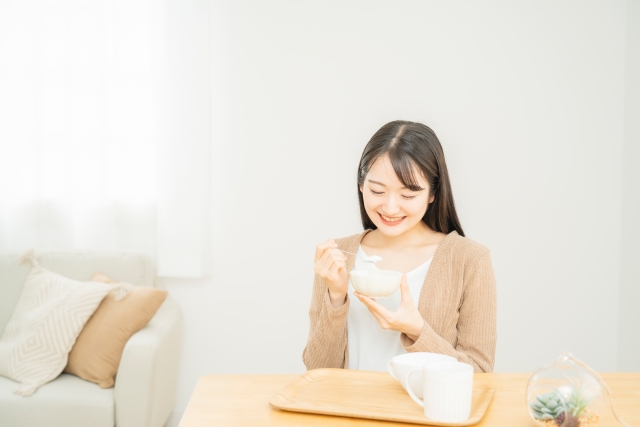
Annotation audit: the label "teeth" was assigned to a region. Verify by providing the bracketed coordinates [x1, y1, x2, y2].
[381, 214, 403, 222]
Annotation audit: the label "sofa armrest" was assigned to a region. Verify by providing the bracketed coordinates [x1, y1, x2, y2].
[114, 296, 183, 427]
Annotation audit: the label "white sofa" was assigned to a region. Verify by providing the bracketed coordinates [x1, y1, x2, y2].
[0, 251, 182, 427]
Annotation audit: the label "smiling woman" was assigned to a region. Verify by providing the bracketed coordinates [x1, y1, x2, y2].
[302, 120, 497, 373]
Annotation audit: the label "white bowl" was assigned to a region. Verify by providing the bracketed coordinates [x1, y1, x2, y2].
[349, 269, 402, 298]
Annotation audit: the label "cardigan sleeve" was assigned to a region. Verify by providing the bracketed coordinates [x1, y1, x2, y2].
[302, 272, 350, 370]
[400, 250, 497, 372]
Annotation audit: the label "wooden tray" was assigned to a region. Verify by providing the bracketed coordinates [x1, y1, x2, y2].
[269, 369, 494, 426]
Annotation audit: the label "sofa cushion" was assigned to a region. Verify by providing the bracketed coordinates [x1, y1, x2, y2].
[64, 273, 168, 388]
[0, 250, 155, 342]
[0, 251, 114, 396]
[0, 374, 114, 427]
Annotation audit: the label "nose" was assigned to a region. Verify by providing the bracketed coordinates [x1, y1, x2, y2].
[382, 194, 401, 215]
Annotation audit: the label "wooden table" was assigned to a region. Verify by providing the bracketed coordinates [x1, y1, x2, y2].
[178, 372, 640, 427]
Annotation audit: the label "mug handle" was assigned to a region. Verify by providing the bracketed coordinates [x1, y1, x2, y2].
[387, 360, 397, 380]
[406, 368, 424, 407]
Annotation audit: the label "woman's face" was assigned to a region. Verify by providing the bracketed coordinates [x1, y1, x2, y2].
[360, 154, 434, 237]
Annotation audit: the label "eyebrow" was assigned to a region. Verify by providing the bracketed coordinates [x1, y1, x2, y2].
[367, 179, 423, 191]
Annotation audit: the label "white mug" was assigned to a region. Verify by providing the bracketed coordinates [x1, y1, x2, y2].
[387, 352, 457, 399]
[406, 361, 474, 422]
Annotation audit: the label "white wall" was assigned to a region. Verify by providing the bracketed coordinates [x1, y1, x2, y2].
[162, 1, 632, 423]
[618, 0, 640, 372]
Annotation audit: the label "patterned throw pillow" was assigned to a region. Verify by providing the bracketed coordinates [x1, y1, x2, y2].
[0, 250, 129, 396]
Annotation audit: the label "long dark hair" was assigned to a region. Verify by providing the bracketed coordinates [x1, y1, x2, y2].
[357, 120, 465, 237]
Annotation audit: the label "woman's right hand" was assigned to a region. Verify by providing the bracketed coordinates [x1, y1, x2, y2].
[314, 239, 348, 308]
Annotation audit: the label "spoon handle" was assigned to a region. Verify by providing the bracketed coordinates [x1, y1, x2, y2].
[337, 248, 381, 264]
[337, 249, 357, 256]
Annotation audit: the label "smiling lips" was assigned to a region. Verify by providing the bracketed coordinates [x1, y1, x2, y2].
[378, 212, 406, 226]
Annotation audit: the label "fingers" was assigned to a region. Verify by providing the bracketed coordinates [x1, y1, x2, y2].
[314, 248, 346, 282]
[314, 239, 337, 263]
[368, 308, 389, 329]
[316, 249, 346, 274]
[399, 274, 413, 305]
[355, 292, 391, 329]
[325, 258, 346, 282]
[355, 291, 393, 323]
[355, 278, 421, 335]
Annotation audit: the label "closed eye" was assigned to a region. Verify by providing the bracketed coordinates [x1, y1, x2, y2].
[370, 190, 384, 195]
[402, 195, 416, 199]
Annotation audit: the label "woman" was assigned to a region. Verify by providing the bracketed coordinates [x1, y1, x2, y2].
[302, 120, 496, 373]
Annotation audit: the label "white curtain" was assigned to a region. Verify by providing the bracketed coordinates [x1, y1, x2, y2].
[0, 0, 210, 278]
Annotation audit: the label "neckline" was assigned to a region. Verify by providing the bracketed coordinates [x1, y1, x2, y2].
[344, 229, 458, 273]
[357, 245, 433, 275]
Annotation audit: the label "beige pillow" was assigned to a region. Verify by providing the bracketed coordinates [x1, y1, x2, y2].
[64, 273, 168, 388]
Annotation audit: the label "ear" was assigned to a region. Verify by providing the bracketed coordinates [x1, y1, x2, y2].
[359, 185, 363, 193]
[429, 194, 435, 204]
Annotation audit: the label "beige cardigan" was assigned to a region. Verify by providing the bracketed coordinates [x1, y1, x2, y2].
[302, 230, 497, 373]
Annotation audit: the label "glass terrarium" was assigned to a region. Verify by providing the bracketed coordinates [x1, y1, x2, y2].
[527, 352, 603, 427]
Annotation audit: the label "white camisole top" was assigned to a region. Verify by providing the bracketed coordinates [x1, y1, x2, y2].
[347, 245, 432, 371]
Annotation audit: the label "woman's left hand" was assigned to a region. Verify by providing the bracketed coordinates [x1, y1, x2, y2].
[354, 274, 425, 341]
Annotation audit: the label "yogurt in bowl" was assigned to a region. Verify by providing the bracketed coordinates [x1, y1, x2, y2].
[349, 269, 402, 298]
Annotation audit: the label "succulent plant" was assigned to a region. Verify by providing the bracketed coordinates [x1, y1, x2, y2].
[530, 392, 565, 421]
[531, 383, 595, 425]
[555, 412, 581, 427]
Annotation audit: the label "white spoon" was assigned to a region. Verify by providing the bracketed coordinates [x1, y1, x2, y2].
[338, 249, 382, 264]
